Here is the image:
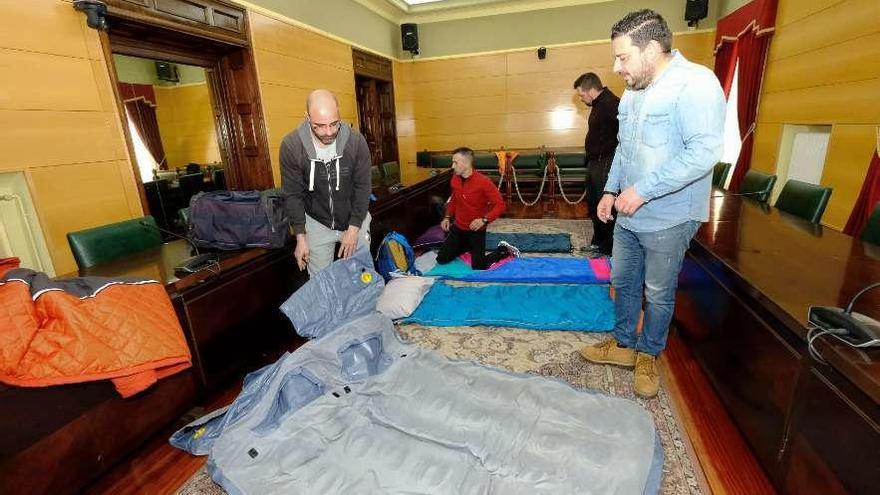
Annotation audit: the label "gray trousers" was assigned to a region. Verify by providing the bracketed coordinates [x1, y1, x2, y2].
[304, 213, 371, 277]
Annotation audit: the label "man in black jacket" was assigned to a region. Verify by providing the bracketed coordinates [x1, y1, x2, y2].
[281, 89, 372, 276]
[574, 73, 620, 256]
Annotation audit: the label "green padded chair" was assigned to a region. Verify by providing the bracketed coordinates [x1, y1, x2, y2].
[67, 216, 163, 270]
[860, 202, 880, 245]
[381, 161, 401, 186]
[178, 207, 190, 229]
[370, 165, 383, 188]
[712, 162, 732, 188]
[774, 179, 832, 224]
[738, 170, 777, 203]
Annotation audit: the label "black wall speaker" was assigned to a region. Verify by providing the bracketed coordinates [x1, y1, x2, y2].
[401, 23, 419, 55]
[685, 0, 709, 26]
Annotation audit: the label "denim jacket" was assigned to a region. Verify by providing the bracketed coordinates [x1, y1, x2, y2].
[604, 50, 726, 232]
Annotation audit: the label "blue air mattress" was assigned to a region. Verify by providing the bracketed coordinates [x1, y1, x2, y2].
[404, 282, 615, 331]
[425, 255, 610, 284]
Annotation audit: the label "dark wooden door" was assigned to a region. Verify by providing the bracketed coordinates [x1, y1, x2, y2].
[212, 49, 274, 190]
[356, 77, 382, 167]
[377, 81, 398, 163]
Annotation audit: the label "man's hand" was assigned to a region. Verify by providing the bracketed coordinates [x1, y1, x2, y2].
[440, 217, 451, 232]
[294, 234, 309, 271]
[338, 225, 360, 260]
[597, 194, 616, 223]
[615, 186, 646, 216]
[469, 218, 486, 231]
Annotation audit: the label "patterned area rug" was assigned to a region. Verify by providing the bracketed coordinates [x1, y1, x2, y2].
[177, 220, 707, 495]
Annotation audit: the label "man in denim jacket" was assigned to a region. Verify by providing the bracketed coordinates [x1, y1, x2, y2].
[580, 10, 726, 398]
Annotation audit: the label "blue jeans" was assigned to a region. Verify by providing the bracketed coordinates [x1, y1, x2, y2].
[611, 220, 701, 356]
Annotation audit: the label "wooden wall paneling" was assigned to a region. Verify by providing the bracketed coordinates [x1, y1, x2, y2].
[819, 124, 878, 228]
[255, 49, 356, 96]
[154, 84, 221, 168]
[29, 160, 138, 270]
[412, 95, 506, 119]
[761, 32, 880, 94]
[411, 76, 507, 100]
[773, 0, 846, 27]
[0, 0, 92, 58]
[410, 53, 507, 82]
[757, 78, 880, 125]
[748, 122, 783, 174]
[506, 93, 581, 114]
[768, 0, 880, 62]
[248, 13, 352, 69]
[0, 111, 127, 171]
[0, 49, 103, 111]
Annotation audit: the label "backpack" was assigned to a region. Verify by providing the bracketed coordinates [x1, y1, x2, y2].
[188, 189, 290, 250]
[375, 231, 420, 281]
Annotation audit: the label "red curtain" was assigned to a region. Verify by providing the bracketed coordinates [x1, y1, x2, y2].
[712, 0, 778, 191]
[844, 149, 880, 236]
[124, 99, 167, 170]
[714, 42, 738, 97]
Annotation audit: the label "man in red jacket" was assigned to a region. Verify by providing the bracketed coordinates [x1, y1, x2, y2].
[437, 147, 518, 270]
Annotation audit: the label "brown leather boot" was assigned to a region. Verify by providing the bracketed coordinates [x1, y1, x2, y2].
[579, 339, 636, 367]
[633, 352, 660, 399]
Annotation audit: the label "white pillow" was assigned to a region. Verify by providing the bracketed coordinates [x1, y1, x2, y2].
[376, 276, 435, 319]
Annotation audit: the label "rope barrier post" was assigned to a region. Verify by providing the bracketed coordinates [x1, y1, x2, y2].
[505, 151, 514, 203]
[544, 151, 558, 217]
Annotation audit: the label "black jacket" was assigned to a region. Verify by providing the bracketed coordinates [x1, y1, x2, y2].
[280, 121, 372, 235]
[585, 87, 620, 160]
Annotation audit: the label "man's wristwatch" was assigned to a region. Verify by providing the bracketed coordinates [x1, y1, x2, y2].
[603, 191, 619, 197]
[481, 216, 488, 224]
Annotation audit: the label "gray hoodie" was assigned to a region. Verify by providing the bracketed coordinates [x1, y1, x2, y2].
[280, 121, 372, 235]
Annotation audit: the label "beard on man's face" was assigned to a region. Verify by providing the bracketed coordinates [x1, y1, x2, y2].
[625, 59, 654, 90]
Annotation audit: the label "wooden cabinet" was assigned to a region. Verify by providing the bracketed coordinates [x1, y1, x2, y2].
[674, 194, 880, 493]
[781, 367, 880, 494]
[175, 247, 303, 390]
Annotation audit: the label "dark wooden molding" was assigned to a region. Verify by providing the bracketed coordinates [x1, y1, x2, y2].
[352, 48, 393, 81]
[106, 0, 248, 46]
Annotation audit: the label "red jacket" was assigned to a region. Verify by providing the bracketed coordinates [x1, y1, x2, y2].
[446, 171, 505, 230]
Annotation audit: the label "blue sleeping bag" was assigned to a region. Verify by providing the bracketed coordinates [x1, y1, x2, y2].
[425, 256, 609, 284]
[404, 282, 614, 331]
[485, 232, 571, 253]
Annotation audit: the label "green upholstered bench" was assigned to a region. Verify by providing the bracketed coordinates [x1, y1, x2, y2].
[554, 152, 587, 183]
[473, 153, 500, 182]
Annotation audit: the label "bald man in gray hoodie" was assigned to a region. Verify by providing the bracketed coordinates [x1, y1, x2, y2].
[281, 89, 373, 276]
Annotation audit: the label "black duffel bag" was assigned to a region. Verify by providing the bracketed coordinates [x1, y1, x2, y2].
[188, 189, 290, 250]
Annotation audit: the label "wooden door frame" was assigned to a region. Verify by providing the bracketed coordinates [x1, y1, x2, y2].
[98, 0, 273, 218]
[352, 49, 399, 166]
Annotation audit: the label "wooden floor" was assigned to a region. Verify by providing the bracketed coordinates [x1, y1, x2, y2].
[85, 199, 775, 495]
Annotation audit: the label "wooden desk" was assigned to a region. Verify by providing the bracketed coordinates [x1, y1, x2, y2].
[370, 171, 451, 253]
[675, 193, 880, 494]
[68, 240, 307, 391]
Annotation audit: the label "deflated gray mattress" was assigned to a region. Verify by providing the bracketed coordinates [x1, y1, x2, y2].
[171, 249, 662, 494]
